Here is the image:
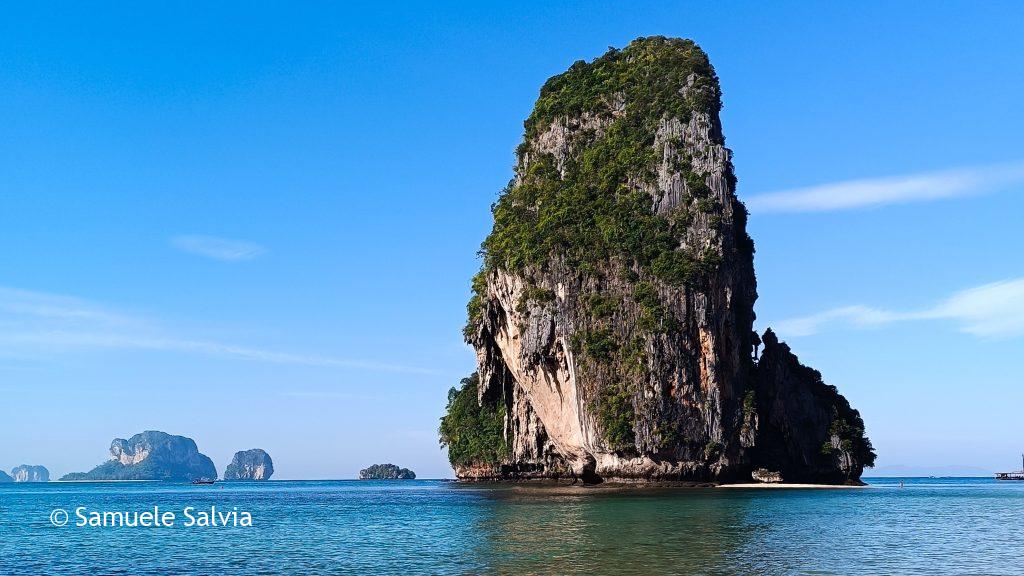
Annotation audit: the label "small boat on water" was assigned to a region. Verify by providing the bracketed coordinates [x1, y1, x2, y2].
[995, 454, 1024, 481]
[191, 478, 216, 485]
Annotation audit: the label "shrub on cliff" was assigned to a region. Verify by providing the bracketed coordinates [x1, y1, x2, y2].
[439, 373, 507, 467]
[597, 383, 636, 451]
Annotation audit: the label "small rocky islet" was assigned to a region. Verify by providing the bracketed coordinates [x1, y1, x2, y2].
[1, 465, 51, 482]
[11, 465, 49, 482]
[359, 463, 416, 480]
[223, 449, 275, 481]
[441, 36, 875, 485]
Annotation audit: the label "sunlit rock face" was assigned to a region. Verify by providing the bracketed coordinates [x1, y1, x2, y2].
[458, 37, 874, 484]
[223, 449, 275, 481]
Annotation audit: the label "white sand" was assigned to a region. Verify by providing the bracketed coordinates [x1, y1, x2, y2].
[717, 483, 866, 489]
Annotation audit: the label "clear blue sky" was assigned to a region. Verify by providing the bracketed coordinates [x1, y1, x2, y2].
[2, 2, 1022, 479]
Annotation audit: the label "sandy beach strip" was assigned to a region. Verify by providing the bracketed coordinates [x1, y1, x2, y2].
[716, 483, 867, 489]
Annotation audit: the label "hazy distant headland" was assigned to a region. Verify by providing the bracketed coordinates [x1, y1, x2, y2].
[869, 465, 995, 477]
[60, 431, 218, 482]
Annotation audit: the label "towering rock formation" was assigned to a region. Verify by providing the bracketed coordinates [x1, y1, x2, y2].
[223, 449, 274, 480]
[60, 431, 217, 481]
[11, 465, 49, 482]
[444, 37, 874, 484]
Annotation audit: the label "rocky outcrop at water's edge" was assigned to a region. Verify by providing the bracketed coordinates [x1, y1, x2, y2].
[443, 36, 875, 485]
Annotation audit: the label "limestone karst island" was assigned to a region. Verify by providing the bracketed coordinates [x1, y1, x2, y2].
[440, 37, 875, 485]
[359, 464, 417, 480]
[224, 449, 275, 481]
[59, 431, 274, 482]
[0, 465, 49, 482]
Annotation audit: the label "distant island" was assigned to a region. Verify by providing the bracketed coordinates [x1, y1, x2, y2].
[0, 470, 11, 482]
[60, 431, 217, 481]
[443, 37, 874, 485]
[359, 463, 416, 480]
[11, 465, 49, 482]
[223, 449, 274, 480]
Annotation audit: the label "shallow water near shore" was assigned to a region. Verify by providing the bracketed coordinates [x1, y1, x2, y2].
[1, 477, 1021, 574]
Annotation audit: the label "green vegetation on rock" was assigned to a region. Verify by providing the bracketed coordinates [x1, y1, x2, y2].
[704, 441, 724, 461]
[523, 37, 720, 140]
[477, 37, 725, 299]
[571, 327, 619, 363]
[596, 382, 636, 451]
[439, 373, 508, 467]
[827, 416, 876, 467]
[517, 285, 556, 313]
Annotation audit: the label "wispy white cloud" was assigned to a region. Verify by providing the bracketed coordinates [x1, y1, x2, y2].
[926, 278, 1024, 337]
[0, 287, 136, 325]
[773, 305, 905, 337]
[279, 391, 389, 401]
[0, 286, 436, 374]
[745, 161, 1024, 213]
[774, 278, 1024, 338]
[171, 235, 266, 261]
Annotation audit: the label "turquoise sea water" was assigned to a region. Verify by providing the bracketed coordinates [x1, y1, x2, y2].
[1, 477, 1021, 575]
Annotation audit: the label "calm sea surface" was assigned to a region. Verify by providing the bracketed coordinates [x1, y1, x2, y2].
[0, 477, 1021, 575]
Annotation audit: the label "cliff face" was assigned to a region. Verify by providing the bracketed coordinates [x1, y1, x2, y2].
[223, 449, 274, 481]
[11, 465, 49, 482]
[450, 37, 873, 484]
[60, 431, 217, 481]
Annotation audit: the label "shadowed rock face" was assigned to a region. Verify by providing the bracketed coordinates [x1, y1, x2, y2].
[60, 431, 217, 481]
[223, 449, 274, 481]
[455, 37, 874, 484]
[0, 471, 12, 482]
[358, 464, 416, 480]
[11, 465, 49, 482]
[749, 330, 874, 483]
